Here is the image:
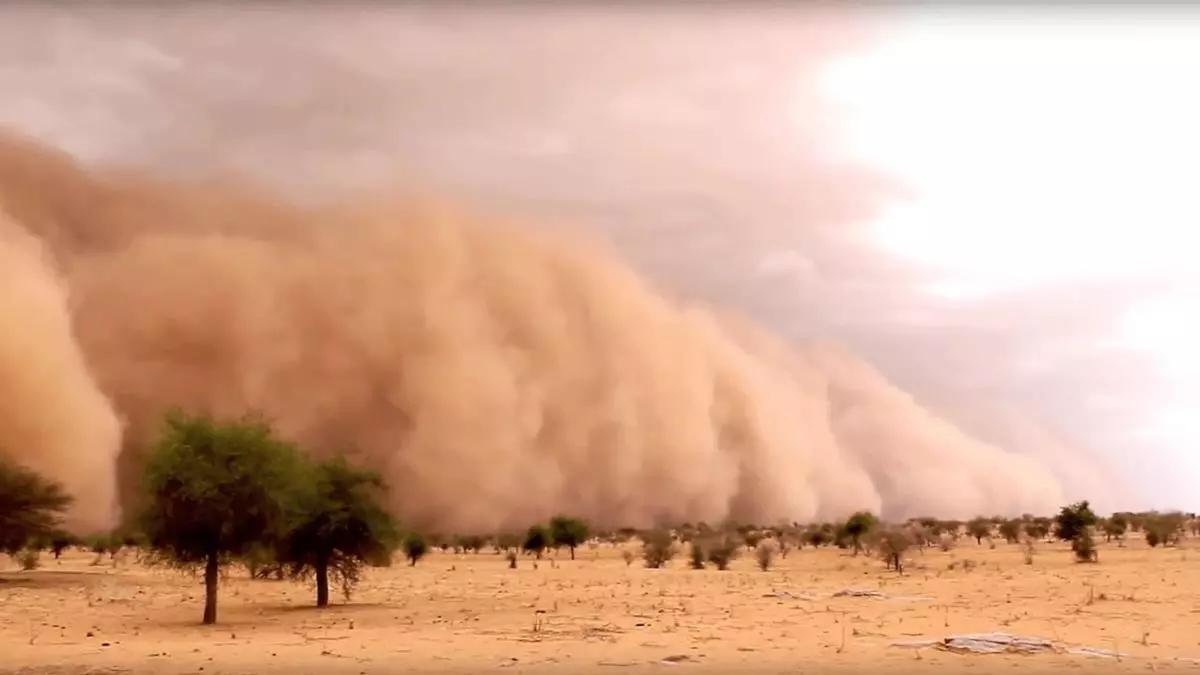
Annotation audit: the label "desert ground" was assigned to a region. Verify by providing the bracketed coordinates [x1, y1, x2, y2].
[2, 538, 1198, 675]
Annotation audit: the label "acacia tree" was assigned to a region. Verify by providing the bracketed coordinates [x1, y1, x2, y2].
[998, 520, 1022, 544]
[1054, 501, 1097, 542]
[966, 517, 992, 545]
[278, 457, 399, 607]
[0, 459, 72, 556]
[523, 525, 549, 559]
[548, 516, 589, 560]
[139, 412, 306, 625]
[843, 512, 878, 556]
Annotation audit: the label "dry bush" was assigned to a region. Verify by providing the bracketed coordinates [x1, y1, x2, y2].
[878, 528, 912, 573]
[755, 540, 777, 571]
[705, 536, 740, 571]
[641, 530, 675, 568]
[16, 548, 40, 571]
[505, 551, 517, 569]
[621, 549, 635, 566]
[1072, 530, 1098, 563]
[688, 541, 706, 570]
[1022, 538, 1036, 565]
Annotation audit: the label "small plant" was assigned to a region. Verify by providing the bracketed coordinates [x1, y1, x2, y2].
[1072, 530, 1098, 563]
[705, 536, 740, 570]
[641, 529, 675, 568]
[403, 533, 428, 566]
[621, 549, 635, 567]
[688, 541, 706, 570]
[1022, 538, 1036, 565]
[755, 540, 776, 571]
[506, 550, 518, 569]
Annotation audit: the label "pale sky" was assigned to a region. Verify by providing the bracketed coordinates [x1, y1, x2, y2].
[0, 4, 1195, 510]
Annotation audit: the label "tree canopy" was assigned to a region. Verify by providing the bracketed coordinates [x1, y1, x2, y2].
[0, 459, 72, 555]
[548, 516, 589, 560]
[1054, 501, 1097, 543]
[138, 412, 307, 624]
[278, 457, 399, 607]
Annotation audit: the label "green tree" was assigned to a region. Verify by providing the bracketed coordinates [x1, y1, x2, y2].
[278, 457, 399, 607]
[402, 532, 428, 565]
[843, 511, 878, 555]
[548, 516, 589, 560]
[0, 459, 72, 555]
[522, 524, 549, 559]
[138, 412, 306, 624]
[1101, 516, 1127, 543]
[966, 517, 992, 545]
[1054, 501, 1097, 542]
[997, 519, 1022, 544]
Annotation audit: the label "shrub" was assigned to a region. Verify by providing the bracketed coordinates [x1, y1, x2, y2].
[621, 549, 635, 567]
[688, 541, 706, 570]
[804, 525, 832, 548]
[1143, 514, 1181, 547]
[548, 516, 589, 560]
[705, 536, 740, 570]
[16, 547, 40, 571]
[641, 529, 675, 568]
[998, 520, 1022, 544]
[878, 528, 913, 574]
[402, 533, 428, 566]
[523, 525, 549, 559]
[1072, 529, 1098, 563]
[1022, 538, 1036, 565]
[1055, 501, 1097, 542]
[1101, 517, 1127, 543]
[506, 550, 518, 569]
[754, 540, 776, 571]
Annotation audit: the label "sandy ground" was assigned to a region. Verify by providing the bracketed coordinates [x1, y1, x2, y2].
[2, 537, 1198, 674]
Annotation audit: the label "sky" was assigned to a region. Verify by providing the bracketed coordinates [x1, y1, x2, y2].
[0, 3, 1195, 511]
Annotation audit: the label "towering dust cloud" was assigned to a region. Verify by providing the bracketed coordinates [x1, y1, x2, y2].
[0, 133, 1065, 533]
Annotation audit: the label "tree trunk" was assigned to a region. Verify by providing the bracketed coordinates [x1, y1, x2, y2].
[203, 551, 219, 625]
[316, 557, 329, 608]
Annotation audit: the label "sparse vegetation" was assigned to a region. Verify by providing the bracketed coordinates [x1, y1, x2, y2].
[1072, 528, 1098, 563]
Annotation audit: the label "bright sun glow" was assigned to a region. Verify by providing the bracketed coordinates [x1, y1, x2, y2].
[819, 10, 1200, 486]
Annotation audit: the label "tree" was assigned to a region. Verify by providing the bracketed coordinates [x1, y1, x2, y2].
[1101, 516, 1127, 543]
[1072, 529, 1098, 563]
[804, 525, 832, 548]
[402, 533, 428, 565]
[843, 512, 878, 555]
[1024, 519, 1051, 541]
[138, 412, 306, 624]
[0, 459, 72, 555]
[1054, 501, 1097, 542]
[754, 540, 776, 571]
[48, 530, 80, 559]
[278, 457, 399, 607]
[705, 536, 740, 570]
[522, 525, 549, 559]
[997, 520, 1022, 544]
[966, 517, 992, 545]
[548, 516, 589, 560]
